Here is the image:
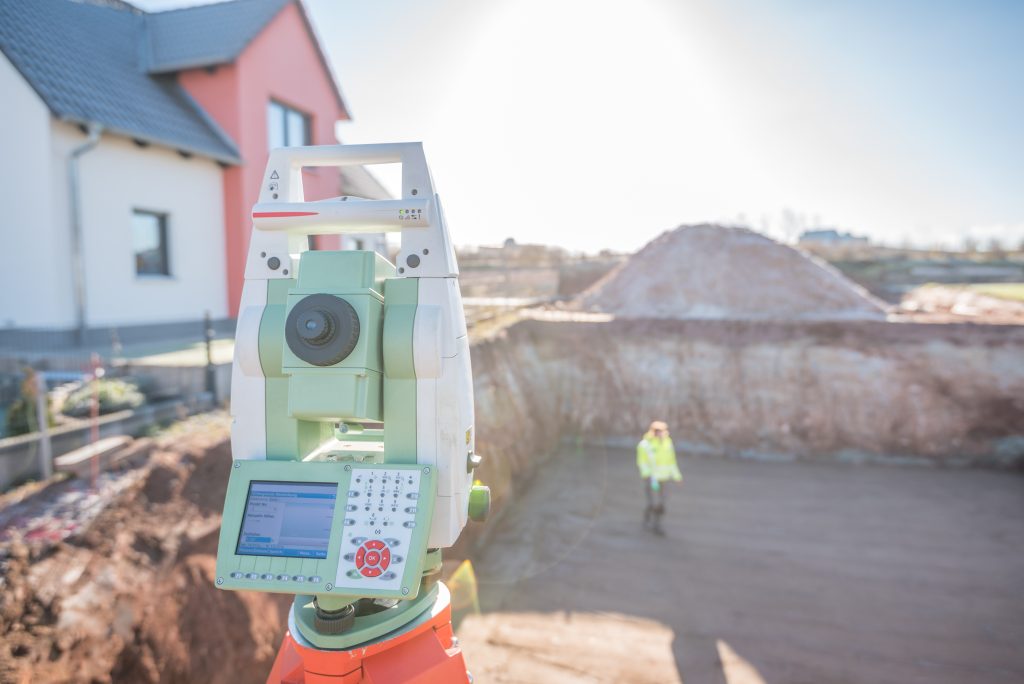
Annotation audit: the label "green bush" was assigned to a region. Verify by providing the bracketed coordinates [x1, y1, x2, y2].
[4, 370, 55, 437]
[5, 396, 55, 437]
[62, 378, 145, 418]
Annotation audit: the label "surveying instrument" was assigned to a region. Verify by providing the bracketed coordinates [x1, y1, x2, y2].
[215, 143, 489, 682]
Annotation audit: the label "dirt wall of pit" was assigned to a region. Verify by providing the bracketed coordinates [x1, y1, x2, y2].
[470, 318, 1024, 473]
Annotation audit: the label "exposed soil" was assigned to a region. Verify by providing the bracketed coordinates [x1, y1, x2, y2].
[0, 416, 290, 684]
[575, 225, 887, 320]
[470, 317, 1024, 466]
[459, 445, 1024, 683]
[898, 284, 1024, 324]
[1, 297, 1021, 683]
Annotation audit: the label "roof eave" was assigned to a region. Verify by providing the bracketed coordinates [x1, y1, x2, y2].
[57, 114, 242, 165]
[146, 56, 235, 75]
[175, 80, 244, 161]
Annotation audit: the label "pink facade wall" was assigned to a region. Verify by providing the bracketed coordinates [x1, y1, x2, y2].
[180, 1, 347, 316]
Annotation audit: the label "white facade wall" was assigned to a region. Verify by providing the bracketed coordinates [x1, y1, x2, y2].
[0, 54, 65, 328]
[53, 122, 228, 327]
[0, 52, 229, 330]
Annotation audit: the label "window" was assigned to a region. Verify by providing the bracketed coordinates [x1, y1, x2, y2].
[268, 101, 311, 149]
[133, 210, 170, 276]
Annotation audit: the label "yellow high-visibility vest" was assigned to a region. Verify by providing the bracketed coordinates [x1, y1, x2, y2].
[636, 434, 682, 482]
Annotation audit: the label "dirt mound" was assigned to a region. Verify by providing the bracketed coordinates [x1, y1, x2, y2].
[575, 224, 887, 320]
[0, 416, 290, 684]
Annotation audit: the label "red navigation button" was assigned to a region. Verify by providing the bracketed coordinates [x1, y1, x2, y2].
[380, 548, 391, 569]
[365, 550, 381, 566]
[356, 547, 366, 568]
[366, 539, 385, 551]
[361, 566, 382, 578]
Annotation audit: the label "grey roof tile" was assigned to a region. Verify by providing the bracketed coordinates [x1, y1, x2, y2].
[142, 0, 289, 73]
[0, 0, 245, 162]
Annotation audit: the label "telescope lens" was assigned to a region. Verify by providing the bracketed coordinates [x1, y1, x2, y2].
[297, 310, 333, 345]
[285, 294, 361, 366]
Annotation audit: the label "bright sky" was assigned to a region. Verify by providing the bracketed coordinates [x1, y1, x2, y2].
[138, 0, 1024, 252]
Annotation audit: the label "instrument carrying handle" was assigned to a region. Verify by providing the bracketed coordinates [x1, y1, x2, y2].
[253, 142, 435, 235]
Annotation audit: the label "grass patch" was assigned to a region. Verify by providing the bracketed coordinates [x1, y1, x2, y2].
[967, 283, 1024, 302]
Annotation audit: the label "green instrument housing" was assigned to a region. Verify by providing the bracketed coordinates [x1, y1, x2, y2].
[216, 250, 433, 603]
[282, 250, 390, 424]
[215, 459, 436, 600]
[216, 247, 450, 649]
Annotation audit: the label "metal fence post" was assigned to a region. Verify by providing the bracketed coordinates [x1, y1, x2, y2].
[204, 310, 217, 403]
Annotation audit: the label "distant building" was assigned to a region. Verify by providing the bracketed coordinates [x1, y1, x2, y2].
[798, 229, 870, 246]
[0, 0, 387, 345]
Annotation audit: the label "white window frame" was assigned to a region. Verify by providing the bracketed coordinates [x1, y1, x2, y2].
[268, 100, 312, 149]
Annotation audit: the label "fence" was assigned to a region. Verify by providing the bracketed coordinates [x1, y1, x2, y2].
[0, 315, 234, 487]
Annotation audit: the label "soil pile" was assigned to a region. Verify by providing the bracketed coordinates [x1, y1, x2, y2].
[0, 417, 290, 684]
[575, 224, 887, 320]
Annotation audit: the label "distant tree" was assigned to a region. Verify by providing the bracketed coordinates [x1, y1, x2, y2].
[961, 236, 979, 254]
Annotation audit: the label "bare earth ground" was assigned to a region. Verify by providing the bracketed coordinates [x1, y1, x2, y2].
[897, 285, 1024, 324]
[0, 416, 291, 684]
[458, 447, 1024, 684]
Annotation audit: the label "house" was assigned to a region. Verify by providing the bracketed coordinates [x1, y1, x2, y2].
[798, 229, 869, 247]
[0, 0, 388, 347]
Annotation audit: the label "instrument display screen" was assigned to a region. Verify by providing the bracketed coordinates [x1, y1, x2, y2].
[235, 481, 338, 559]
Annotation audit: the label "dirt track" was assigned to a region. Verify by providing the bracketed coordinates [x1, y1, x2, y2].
[459, 447, 1024, 683]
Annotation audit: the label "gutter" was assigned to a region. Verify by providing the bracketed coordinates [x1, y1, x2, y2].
[69, 122, 103, 346]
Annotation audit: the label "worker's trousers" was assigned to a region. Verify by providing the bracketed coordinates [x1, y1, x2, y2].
[643, 479, 667, 528]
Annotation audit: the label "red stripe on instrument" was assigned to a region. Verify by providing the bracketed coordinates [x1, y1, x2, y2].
[252, 211, 319, 218]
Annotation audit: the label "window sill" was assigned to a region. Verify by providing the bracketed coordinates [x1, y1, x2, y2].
[135, 273, 175, 281]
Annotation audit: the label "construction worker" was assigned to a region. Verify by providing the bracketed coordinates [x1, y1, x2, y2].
[637, 421, 682, 535]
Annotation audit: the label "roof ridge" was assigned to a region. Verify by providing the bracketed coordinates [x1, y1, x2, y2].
[145, 0, 284, 17]
[71, 0, 143, 13]
[141, 0, 292, 74]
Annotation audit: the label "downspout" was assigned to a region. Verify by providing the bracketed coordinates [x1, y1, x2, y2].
[69, 122, 103, 346]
